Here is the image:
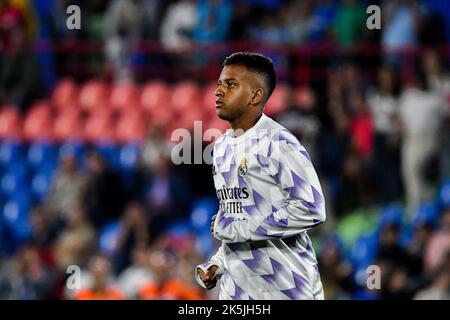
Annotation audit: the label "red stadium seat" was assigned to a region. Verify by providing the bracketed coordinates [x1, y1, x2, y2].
[79, 80, 109, 112]
[115, 112, 146, 143]
[264, 84, 290, 117]
[202, 82, 219, 121]
[51, 78, 79, 111]
[28, 101, 52, 119]
[140, 81, 171, 115]
[205, 117, 229, 134]
[171, 82, 201, 115]
[53, 111, 84, 142]
[23, 105, 53, 141]
[292, 86, 315, 110]
[84, 113, 116, 143]
[0, 107, 22, 139]
[110, 83, 140, 112]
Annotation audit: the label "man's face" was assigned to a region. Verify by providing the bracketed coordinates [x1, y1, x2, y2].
[214, 64, 260, 122]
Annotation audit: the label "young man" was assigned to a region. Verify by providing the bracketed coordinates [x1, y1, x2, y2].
[195, 52, 326, 300]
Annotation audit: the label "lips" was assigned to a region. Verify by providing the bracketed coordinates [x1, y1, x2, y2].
[215, 101, 223, 108]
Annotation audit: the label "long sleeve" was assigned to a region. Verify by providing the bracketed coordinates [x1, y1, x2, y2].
[213, 136, 326, 243]
[194, 245, 225, 288]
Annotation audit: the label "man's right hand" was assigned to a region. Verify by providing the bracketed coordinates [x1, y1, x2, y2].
[197, 265, 218, 290]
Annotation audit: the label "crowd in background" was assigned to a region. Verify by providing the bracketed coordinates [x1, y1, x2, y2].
[0, 0, 450, 300]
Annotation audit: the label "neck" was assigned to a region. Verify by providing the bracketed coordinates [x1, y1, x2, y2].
[231, 112, 262, 137]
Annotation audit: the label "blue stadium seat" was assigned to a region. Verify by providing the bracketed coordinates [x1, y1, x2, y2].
[31, 170, 53, 201]
[27, 141, 58, 169]
[189, 197, 218, 234]
[412, 201, 440, 228]
[350, 234, 378, 274]
[0, 140, 26, 168]
[59, 141, 86, 165]
[0, 162, 31, 199]
[99, 220, 120, 257]
[2, 196, 31, 227]
[376, 203, 404, 234]
[438, 179, 450, 209]
[95, 142, 120, 169]
[195, 230, 215, 257]
[118, 143, 140, 171]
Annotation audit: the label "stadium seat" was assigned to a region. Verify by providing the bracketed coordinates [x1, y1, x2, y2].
[189, 197, 218, 234]
[53, 111, 84, 142]
[0, 107, 22, 140]
[0, 162, 31, 198]
[205, 117, 229, 135]
[412, 201, 440, 228]
[140, 81, 171, 115]
[171, 82, 201, 115]
[27, 141, 58, 169]
[79, 80, 109, 112]
[51, 78, 79, 111]
[23, 102, 53, 141]
[84, 113, 116, 143]
[292, 86, 314, 110]
[31, 170, 53, 202]
[264, 84, 290, 116]
[376, 203, 405, 233]
[0, 140, 26, 167]
[201, 82, 219, 121]
[99, 220, 121, 257]
[58, 141, 85, 165]
[118, 143, 140, 171]
[438, 179, 450, 208]
[115, 112, 146, 143]
[110, 82, 140, 111]
[350, 234, 378, 277]
[95, 142, 120, 169]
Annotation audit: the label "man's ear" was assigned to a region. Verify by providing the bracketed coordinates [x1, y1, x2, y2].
[250, 88, 264, 105]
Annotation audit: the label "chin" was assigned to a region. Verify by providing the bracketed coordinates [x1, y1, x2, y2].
[217, 110, 231, 121]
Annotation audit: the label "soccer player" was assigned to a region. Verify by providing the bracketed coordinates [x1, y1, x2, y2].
[195, 52, 326, 300]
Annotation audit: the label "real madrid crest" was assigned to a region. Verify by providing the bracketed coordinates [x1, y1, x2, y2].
[238, 158, 248, 177]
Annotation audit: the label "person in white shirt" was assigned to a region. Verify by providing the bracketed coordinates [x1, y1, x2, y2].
[194, 52, 326, 300]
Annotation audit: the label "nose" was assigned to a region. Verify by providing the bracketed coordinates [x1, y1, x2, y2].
[215, 85, 224, 99]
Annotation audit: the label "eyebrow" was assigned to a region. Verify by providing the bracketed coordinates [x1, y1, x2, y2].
[218, 78, 238, 83]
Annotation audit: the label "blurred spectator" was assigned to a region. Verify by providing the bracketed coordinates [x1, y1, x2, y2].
[44, 152, 87, 223]
[53, 208, 96, 272]
[281, 1, 314, 44]
[276, 87, 320, 162]
[29, 205, 60, 265]
[366, 65, 403, 203]
[159, 0, 197, 50]
[82, 151, 126, 228]
[113, 202, 150, 272]
[0, 2, 42, 111]
[422, 49, 450, 99]
[248, 12, 287, 44]
[382, 0, 423, 67]
[318, 236, 354, 300]
[139, 126, 174, 173]
[103, 0, 160, 81]
[117, 242, 154, 299]
[139, 249, 203, 300]
[398, 68, 449, 214]
[0, 244, 54, 299]
[308, 0, 336, 42]
[141, 154, 191, 239]
[73, 254, 124, 300]
[192, 0, 233, 43]
[414, 252, 450, 300]
[424, 207, 450, 275]
[332, 0, 365, 48]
